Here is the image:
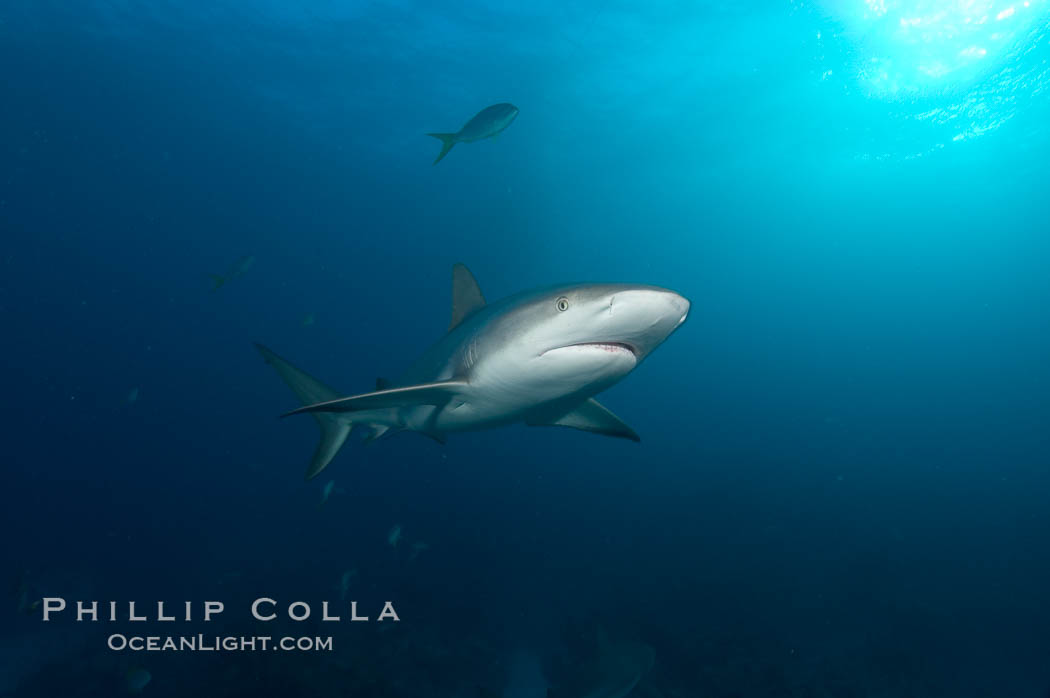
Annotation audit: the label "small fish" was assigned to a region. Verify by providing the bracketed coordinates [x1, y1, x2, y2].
[317, 480, 335, 509]
[208, 255, 255, 291]
[408, 541, 430, 561]
[387, 524, 402, 547]
[12, 570, 39, 615]
[338, 568, 358, 601]
[126, 387, 139, 404]
[302, 312, 315, 327]
[124, 666, 152, 693]
[427, 103, 519, 164]
[17, 593, 41, 616]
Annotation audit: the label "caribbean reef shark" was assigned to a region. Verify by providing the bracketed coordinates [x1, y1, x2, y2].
[256, 264, 689, 479]
[479, 630, 656, 698]
[547, 630, 656, 698]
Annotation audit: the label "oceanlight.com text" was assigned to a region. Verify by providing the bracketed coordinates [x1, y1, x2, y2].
[107, 634, 334, 652]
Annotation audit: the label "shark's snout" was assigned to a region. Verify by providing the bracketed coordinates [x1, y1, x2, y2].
[670, 292, 690, 327]
[615, 288, 689, 322]
[592, 287, 690, 360]
[654, 290, 690, 336]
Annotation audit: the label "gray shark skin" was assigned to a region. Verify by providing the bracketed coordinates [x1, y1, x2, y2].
[256, 264, 689, 479]
[427, 103, 519, 164]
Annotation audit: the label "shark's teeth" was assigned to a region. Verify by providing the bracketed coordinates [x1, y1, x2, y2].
[544, 342, 637, 357]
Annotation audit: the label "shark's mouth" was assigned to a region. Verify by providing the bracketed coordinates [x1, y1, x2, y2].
[547, 341, 637, 358]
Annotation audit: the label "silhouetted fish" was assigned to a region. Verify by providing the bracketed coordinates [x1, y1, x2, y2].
[208, 255, 255, 291]
[427, 103, 519, 164]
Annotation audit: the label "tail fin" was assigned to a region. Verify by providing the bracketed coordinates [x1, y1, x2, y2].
[426, 133, 457, 165]
[254, 343, 351, 480]
[209, 274, 226, 291]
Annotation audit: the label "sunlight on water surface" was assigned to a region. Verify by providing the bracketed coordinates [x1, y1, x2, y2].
[836, 0, 1049, 94]
[816, 0, 1050, 153]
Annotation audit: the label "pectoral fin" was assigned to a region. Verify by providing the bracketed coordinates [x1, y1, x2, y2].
[526, 398, 640, 442]
[418, 430, 447, 445]
[282, 380, 469, 417]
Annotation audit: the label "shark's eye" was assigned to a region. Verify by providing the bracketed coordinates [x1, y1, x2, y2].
[555, 297, 569, 312]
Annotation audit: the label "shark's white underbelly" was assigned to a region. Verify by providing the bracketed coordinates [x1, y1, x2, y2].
[393, 328, 640, 437]
[400, 392, 532, 434]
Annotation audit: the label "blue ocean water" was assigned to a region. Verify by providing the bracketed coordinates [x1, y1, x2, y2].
[2, 1, 1049, 696]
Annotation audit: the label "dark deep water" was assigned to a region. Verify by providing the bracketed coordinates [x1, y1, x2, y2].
[2, 1, 1050, 696]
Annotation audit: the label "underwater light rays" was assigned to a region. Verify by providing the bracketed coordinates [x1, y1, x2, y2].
[826, 0, 1050, 95]
[814, 0, 1050, 156]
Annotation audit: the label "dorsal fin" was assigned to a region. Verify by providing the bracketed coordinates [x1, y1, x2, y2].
[449, 263, 485, 331]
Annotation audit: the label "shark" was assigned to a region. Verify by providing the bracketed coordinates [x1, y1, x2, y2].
[480, 631, 656, 698]
[545, 630, 656, 698]
[255, 264, 689, 480]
